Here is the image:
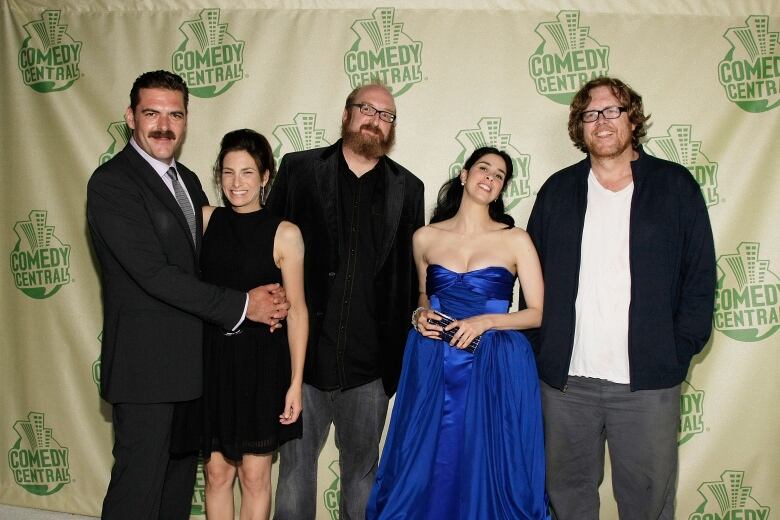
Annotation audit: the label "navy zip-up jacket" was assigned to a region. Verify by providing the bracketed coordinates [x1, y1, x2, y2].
[526, 146, 716, 391]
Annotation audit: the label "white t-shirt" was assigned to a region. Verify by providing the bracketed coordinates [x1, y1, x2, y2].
[569, 170, 633, 384]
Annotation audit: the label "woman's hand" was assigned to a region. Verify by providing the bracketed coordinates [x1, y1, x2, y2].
[445, 315, 493, 349]
[415, 308, 445, 339]
[279, 383, 302, 425]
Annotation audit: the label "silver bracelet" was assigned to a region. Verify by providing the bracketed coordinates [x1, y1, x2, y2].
[411, 307, 426, 331]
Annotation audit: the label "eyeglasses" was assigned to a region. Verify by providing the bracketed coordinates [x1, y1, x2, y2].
[348, 103, 396, 123]
[581, 106, 627, 123]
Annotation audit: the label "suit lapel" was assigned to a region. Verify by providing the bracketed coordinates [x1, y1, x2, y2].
[314, 146, 341, 255]
[376, 161, 404, 273]
[122, 145, 197, 254]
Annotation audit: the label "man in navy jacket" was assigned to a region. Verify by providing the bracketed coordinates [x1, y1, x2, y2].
[526, 77, 715, 519]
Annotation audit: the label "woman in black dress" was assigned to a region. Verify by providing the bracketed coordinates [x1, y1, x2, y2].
[200, 129, 307, 519]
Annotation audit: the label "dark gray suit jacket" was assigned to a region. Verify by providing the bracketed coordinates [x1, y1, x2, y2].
[87, 143, 245, 403]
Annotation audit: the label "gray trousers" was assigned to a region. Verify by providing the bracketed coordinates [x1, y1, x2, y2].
[541, 377, 680, 520]
[274, 379, 389, 520]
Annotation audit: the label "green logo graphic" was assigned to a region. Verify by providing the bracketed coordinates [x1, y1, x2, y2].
[450, 118, 531, 212]
[8, 412, 71, 495]
[99, 121, 131, 165]
[528, 10, 609, 104]
[645, 125, 720, 207]
[272, 112, 331, 166]
[17, 10, 82, 93]
[172, 8, 245, 98]
[10, 210, 71, 299]
[323, 459, 340, 520]
[689, 470, 770, 520]
[344, 7, 423, 96]
[714, 242, 779, 342]
[92, 332, 102, 392]
[190, 457, 206, 515]
[718, 15, 779, 112]
[679, 380, 705, 446]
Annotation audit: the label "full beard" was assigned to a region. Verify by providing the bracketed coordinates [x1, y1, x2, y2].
[341, 122, 395, 158]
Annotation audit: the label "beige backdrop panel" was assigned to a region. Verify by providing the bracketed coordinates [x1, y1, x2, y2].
[1, 0, 778, 518]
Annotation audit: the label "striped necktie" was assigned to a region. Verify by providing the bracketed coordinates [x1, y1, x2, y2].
[166, 167, 197, 244]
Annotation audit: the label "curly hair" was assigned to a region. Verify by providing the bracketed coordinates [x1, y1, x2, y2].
[568, 76, 650, 153]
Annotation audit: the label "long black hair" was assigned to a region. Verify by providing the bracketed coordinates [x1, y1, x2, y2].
[429, 146, 515, 227]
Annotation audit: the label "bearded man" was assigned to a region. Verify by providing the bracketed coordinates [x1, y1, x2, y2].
[267, 82, 424, 520]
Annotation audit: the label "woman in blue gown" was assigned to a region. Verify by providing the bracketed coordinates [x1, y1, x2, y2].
[367, 147, 549, 519]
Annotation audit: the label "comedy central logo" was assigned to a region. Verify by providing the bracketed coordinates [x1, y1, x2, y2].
[10, 210, 71, 299]
[679, 381, 704, 446]
[8, 412, 70, 496]
[714, 242, 779, 342]
[528, 10, 609, 104]
[99, 120, 131, 165]
[17, 10, 82, 93]
[324, 459, 340, 520]
[272, 112, 331, 166]
[718, 15, 779, 113]
[172, 8, 245, 98]
[688, 470, 770, 520]
[344, 7, 423, 96]
[191, 457, 206, 515]
[645, 125, 720, 207]
[450, 117, 531, 212]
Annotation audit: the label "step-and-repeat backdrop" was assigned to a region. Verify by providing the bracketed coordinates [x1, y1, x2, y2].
[1, 0, 778, 517]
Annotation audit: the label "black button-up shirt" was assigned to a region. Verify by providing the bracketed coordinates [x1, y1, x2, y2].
[315, 151, 385, 390]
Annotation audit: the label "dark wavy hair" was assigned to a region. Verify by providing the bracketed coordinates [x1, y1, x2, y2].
[430, 147, 515, 228]
[213, 129, 275, 207]
[568, 76, 650, 153]
[129, 70, 189, 111]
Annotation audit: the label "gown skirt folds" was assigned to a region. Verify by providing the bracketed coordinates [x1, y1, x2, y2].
[366, 265, 550, 519]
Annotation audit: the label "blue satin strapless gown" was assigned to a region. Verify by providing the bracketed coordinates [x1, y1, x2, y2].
[367, 265, 550, 519]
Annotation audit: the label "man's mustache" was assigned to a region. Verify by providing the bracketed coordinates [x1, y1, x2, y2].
[359, 124, 382, 137]
[148, 130, 177, 139]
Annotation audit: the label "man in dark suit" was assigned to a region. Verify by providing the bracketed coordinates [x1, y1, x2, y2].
[268, 82, 424, 520]
[87, 70, 288, 519]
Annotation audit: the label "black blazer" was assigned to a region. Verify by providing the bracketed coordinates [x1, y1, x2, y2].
[266, 141, 424, 396]
[87, 144, 246, 403]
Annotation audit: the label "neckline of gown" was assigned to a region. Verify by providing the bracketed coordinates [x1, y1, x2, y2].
[223, 207, 267, 219]
[428, 263, 514, 277]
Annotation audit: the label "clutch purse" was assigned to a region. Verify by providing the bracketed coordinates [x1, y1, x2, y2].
[427, 310, 481, 353]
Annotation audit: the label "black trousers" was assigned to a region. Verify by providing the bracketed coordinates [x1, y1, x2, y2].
[102, 402, 197, 520]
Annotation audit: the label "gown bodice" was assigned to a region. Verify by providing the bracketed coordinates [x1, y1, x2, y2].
[426, 264, 514, 318]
